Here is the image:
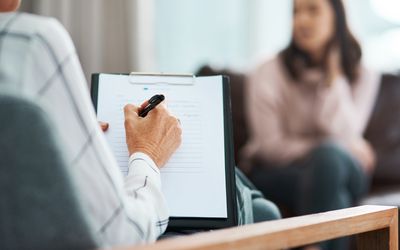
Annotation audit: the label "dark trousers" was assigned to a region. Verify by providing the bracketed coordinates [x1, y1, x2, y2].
[249, 142, 369, 250]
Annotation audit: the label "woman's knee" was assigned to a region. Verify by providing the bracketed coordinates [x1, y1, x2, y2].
[308, 142, 352, 174]
[309, 142, 349, 161]
[302, 142, 354, 194]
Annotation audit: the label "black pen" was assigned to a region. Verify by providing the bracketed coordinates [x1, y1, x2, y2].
[139, 94, 165, 117]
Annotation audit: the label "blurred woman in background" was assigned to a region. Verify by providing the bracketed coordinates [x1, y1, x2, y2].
[241, 0, 380, 249]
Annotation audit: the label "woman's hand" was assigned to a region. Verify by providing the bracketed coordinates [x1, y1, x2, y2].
[349, 138, 376, 174]
[124, 102, 182, 168]
[326, 46, 342, 85]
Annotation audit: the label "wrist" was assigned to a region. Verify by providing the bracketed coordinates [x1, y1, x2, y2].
[129, 143, 162, 168]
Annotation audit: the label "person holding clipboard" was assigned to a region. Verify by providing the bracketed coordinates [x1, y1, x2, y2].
[0, 0, 279, 248]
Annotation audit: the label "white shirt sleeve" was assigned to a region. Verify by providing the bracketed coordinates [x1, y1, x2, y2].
[123, 153, 169, 241]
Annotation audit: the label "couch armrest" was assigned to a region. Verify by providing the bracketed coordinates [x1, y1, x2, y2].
[113, 205, 397, 250]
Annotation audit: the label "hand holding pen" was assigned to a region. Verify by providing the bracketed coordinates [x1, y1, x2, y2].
[99, 94, 165, 131]
[124, 94, 182, 168]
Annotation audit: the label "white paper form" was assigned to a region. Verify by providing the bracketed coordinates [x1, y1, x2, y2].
[96, 74, 227, 218]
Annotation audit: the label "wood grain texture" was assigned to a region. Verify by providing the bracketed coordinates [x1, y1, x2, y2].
[114, 205, 398, 250]
[357, 228, 389, 250]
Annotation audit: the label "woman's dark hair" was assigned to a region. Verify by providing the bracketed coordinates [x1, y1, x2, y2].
[281, 0, 362, 83]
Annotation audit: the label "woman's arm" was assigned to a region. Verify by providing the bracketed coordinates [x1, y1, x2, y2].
[351, 66, 381, 135]
[318, 66, 380, 172]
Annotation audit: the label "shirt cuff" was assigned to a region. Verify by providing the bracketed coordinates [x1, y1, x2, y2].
[127, 152, 160, 177]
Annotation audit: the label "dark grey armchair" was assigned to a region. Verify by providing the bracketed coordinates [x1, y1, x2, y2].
[0, 92, 98, 250]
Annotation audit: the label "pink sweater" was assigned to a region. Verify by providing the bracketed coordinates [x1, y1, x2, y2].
[241, 56, 380, 166]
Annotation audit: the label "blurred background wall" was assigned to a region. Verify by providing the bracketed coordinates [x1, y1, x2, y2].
[20, 0, 400, 82]
[20, 0, 155, 83]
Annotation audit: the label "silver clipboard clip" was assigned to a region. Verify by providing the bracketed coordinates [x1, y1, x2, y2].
[129, 72, 195, 85]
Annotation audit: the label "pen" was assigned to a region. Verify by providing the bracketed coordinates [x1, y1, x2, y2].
[139, 94, 165, 117]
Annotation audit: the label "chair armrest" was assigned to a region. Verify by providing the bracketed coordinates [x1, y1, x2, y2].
[114, 205, 398, 250]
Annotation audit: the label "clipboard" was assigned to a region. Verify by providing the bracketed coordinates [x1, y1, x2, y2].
[91, 73, 237, 230]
